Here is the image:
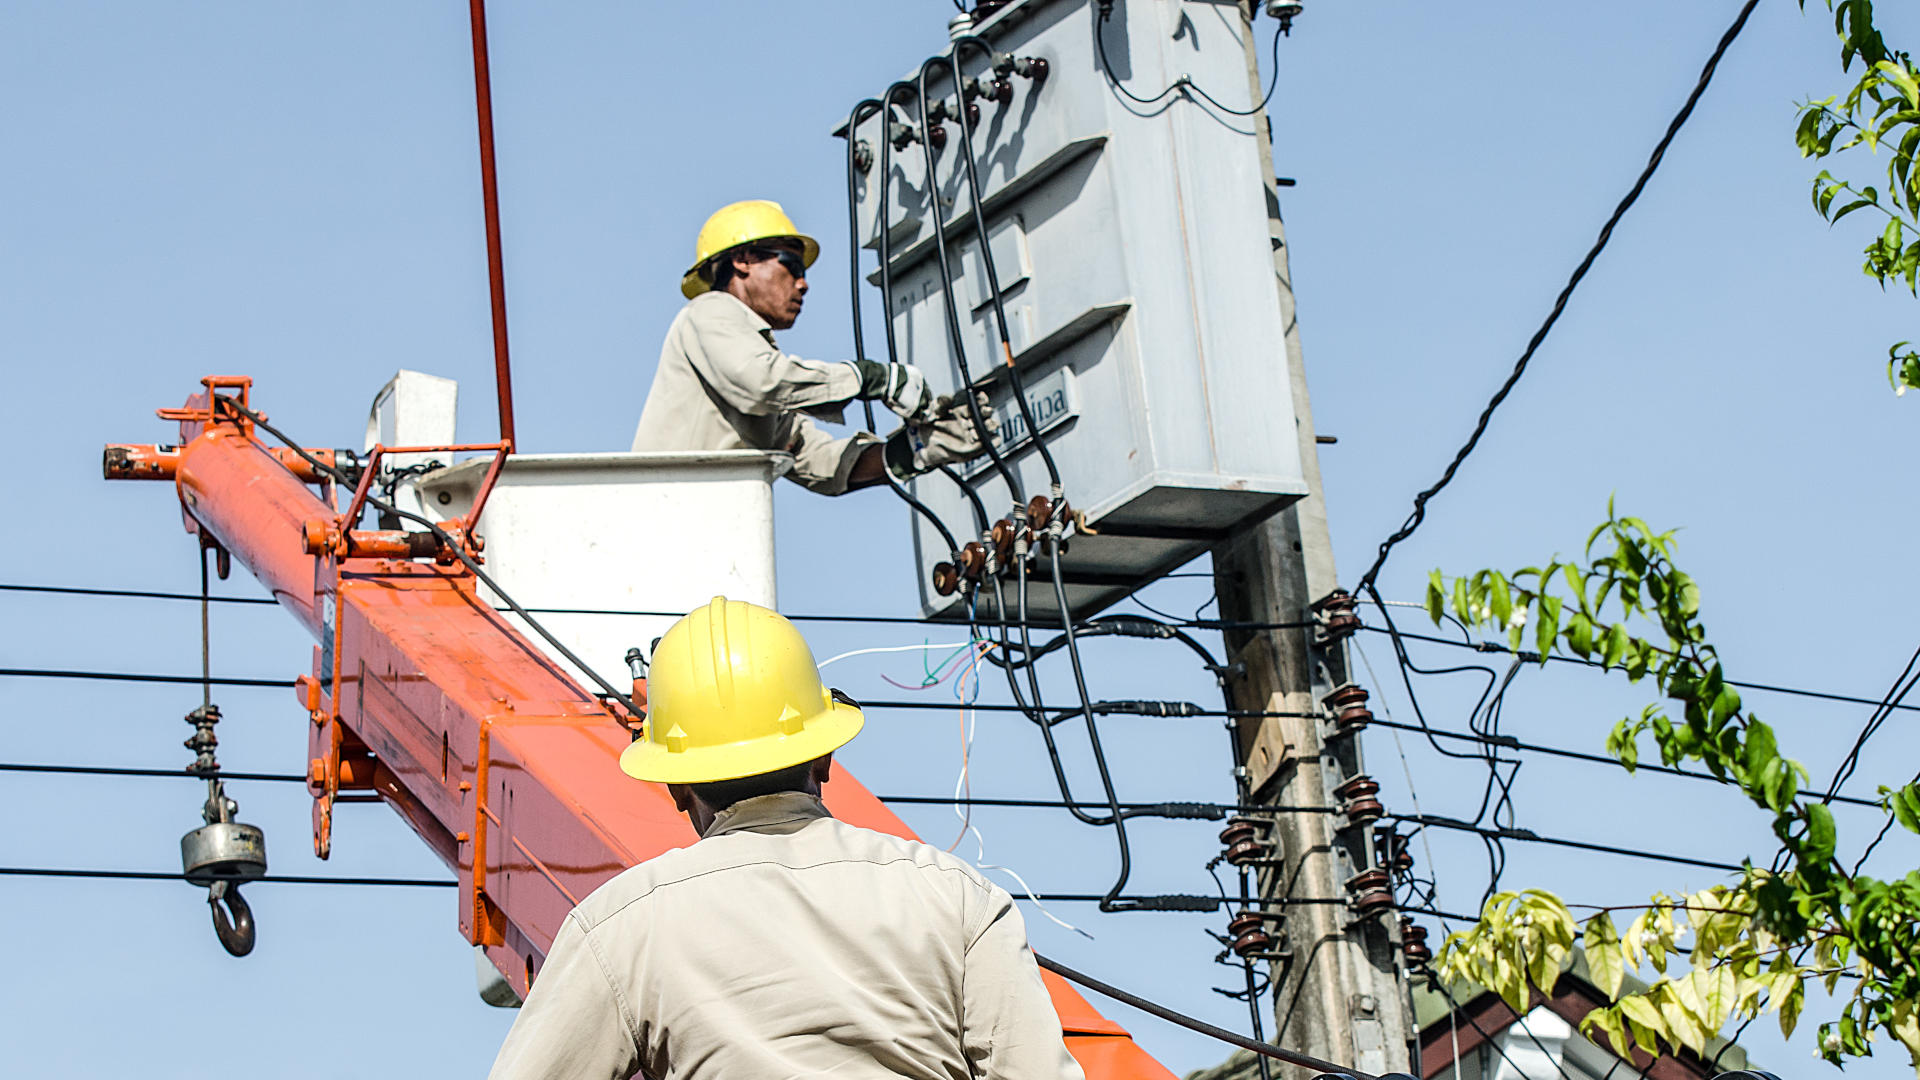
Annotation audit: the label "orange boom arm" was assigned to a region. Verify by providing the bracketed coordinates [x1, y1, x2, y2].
[107, 377, 1173, 1080]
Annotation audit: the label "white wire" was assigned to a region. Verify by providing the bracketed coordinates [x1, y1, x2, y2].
[816, 641, 974, 669]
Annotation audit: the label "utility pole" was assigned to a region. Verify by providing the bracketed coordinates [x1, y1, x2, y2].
[1211, 2, 1416, 1074]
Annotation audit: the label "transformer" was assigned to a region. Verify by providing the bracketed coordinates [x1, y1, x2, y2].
[843, 0, 1307, 619]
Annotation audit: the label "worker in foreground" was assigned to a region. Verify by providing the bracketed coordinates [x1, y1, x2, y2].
[486, 597, 1085, 1080]
[632, 199, 995, 494]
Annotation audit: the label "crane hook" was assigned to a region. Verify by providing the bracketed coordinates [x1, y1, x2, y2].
[207, 881, 256, 957]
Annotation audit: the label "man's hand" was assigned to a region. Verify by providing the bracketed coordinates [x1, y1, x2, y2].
[883, 393, 999, 480]
[849, 360, 933, 420]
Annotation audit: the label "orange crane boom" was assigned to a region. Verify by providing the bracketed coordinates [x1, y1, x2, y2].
[106, 376, 1174, 1080]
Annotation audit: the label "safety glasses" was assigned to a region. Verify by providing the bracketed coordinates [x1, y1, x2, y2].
[755, 247, 808, 281]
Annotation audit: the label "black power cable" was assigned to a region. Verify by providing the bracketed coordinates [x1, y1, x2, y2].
[948, 37, 1064, 491]
[1354, 0, 1763, 594]
[1090, 7, 1284, 118]
[844, 93, 966, 562]
[1824, 641, 1920, 802]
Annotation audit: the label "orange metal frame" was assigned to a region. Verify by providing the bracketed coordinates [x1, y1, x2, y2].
[107, 378, 1173, 1080]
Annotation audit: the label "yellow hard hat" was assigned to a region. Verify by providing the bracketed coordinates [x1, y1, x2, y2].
[619, 597, 863, 784]
[680, 199, 821, 299]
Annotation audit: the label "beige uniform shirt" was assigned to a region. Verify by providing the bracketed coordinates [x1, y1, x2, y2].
[632, 291, 878, 495]
[486, 792, 1086, 1080]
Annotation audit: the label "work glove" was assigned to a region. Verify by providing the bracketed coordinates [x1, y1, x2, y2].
[883, 392, 999, 481]
[849, 359, 933, 420]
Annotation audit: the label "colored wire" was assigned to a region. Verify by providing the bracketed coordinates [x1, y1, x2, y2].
[1354, 0, 1762, 594]
[816, 641, 975, 669]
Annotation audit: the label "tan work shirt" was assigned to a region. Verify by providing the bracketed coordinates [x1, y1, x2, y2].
[485, 791, 1085, 1080]
[632, 291, 878, 494]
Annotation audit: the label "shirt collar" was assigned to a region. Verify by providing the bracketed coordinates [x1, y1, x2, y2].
[704, 288, 773, 335]
[702, 790, 832, 839]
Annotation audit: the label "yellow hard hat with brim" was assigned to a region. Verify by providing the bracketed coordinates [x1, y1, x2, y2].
[620, 597, 863, 784]
[681, 200, 821, 300]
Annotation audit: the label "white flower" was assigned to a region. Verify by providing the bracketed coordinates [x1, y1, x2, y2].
[1508, 605, 1529, 631]
[1823, 1031, 1842, 1053]
[1899, 383, 1910, 397]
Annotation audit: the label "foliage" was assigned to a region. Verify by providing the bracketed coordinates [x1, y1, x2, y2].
[1427, 505, 1920, 1073]
[1796, 1, 1920, 394]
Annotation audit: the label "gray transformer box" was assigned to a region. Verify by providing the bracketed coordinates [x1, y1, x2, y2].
[845, 0, 1306, 619]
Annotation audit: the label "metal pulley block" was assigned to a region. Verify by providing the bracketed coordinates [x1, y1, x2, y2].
[181, 820, 268, 885]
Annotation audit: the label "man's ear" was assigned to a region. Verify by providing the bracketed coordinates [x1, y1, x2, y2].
[667, 783, 697, 814]
[809, 753, 834, 788]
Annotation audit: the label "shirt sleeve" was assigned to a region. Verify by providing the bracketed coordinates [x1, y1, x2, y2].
[961, 887, 1088, 1080]
[685, 296, 862, 416]
[486, 914, 642, 1080]
[783, 417, 880, 496]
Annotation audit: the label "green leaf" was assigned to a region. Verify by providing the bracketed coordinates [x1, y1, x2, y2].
[1534, 595, 1562, 661]
[1489, 574, 1513, 628]
[1804, 803, 1837, 865]
[1426, 571, 1446, 624]
[1585, 912, 1626, 999]
[1567, 612, 1594, 659]
[1887, 781, 1920, 834]
[1602, 621, 1629, 670]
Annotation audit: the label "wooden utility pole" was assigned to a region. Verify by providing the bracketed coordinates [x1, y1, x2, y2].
[1211, 3, 1416, 1074]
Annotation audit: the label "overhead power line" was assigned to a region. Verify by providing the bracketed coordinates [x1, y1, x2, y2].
[0, 668, 296, 689]
[1362, 623, 1920, 718]
[1355, 0, 1763, 592]
[0, 580, 1314, 632]
[0, 867, 455, 887]
[1361, 714, 1882, 810]
[1391, 813, 1743, 874]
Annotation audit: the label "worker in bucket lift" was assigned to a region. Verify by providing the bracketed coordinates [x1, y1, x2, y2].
[486, 597, 1085, 1080]
[632, 199, 995, 493]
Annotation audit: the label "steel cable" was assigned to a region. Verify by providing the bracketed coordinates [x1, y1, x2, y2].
[1354, 0, 1762, 594]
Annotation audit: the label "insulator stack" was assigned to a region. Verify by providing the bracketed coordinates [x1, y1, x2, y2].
[1375, 829, 1413, 875]
[1400, 917, 1432, 967]
[1345, 868, 1395, 917]
[1333, 774, 1385, 827]
[1322, 683, 1372, 736]
[1223, 910, 1288, 961]
[1218, 816, 1279, 867]
[1311, 588, 1363, 643]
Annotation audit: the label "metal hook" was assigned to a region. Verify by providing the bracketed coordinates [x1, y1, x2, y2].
[207, 880, 256, 957]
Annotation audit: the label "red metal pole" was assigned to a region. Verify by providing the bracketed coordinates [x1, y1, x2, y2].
[468, 0, 516, 450]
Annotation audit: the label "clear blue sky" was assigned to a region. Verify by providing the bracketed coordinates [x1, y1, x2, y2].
[2, 2, 1915, 1077]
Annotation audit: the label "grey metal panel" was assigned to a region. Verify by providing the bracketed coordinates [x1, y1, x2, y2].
[846, 0, 1305, 618]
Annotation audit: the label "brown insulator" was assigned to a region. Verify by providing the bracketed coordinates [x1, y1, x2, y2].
[1312, 589, 1362, 642]
[1218, 817, 1273, 866]
[958, 541, 988, 580]
[932, 562, 960, 597]
[1322, 683, 1373, 735]
[1346, 867, 1395, 917]
[1027, 494, 1053, 529]
[1334, 774, 1384, 826]
[1225, 910, 1277, 959]
[990, 519, 1018, 562]
[1353, 888, 1396, 918]
[1400, 918, 1432, 966]
[928, 123, 948, 151]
